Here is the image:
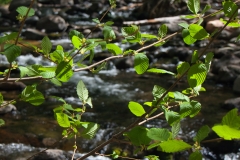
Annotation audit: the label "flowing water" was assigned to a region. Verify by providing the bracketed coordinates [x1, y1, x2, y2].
[0, 41, 239, 159]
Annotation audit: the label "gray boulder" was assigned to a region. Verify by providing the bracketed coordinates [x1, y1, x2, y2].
[0, 102, 17, 114]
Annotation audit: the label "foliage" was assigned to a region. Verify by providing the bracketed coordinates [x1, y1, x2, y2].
[0, 0, 240, 159]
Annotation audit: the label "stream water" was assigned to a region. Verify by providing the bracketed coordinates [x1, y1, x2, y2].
[0, 42, 239, 159]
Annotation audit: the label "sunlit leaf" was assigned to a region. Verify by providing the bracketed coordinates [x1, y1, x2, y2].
[3, 44, 21, 63]
[77, 80, 89, 102]
[128, 101, 146, 117]
[56, 113, 70, 128]
[41, 36, 52, 55]
[134, 53, 149, 74]
[187, 0, 200, 14]
[147, 128, 170, 141]
[159, 140, 191, 153]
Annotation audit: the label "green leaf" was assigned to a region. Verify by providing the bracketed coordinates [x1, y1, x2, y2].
[147, 142, 162, 150]
[40, 71, 55, 79]
[77, 80, 89, 102]
[178, 22, 189, 29]
[201, 4, 211, 14]
[152, 85, 166, 99]
[72, 36, 83, 49]
[50, 96, 66, 104]
[177, 62, 190, 76]
[173, 91, 190, 102]
[41, 36, 52, 55]
[103, 26, 116, 41]
[187, 0, 200, 14]
[124, 126, 151, 146]
[56, 113, 70, 128]
[0, 119, 5, 127]
[69, 30, 84, 39]
[158, 24, 167, 38]
[222, 1, 238, 19]
[0, 32, 18, 44]
[165, 110, 180, 126]
[189, 24, 208, 40]
[91, 62, 107, 74]
[0, 93, 3, 104]
[21, 84, 44, 106]
[106, 43, 122, 55]
[159, 140, 191, 153]
[50, 50, 64, 63]
[191, 50, 198, 64]
[105, 21, 114, 26]
[187, 63, 207, 88]
[147, 128, 170, 141]
[134, 53, 149, 74]
[3, 44, 21, 63]
[189, 151, 202, 160]
[222, 108, 240, 129]
[212, 125, 240, 140]
[86, 97, 93, 108]
[147, 68, 175, 75]
[184, 15, 198, 19]
[50, 78, 62, 86]
[205, 52, 214, 72]
[92, 18, 100, 24]
[16, 6, 35, 17]
[128, 101, 146, 117]
[172, 120, 181, 139]
[180, 101, 201, 118]
[122, 25, 141, 43]
[182, 29, 197, 45]
[18, 66, 29, 78]
[55, 61, 73, 82]
[82, 122, 99, 139]
[193, 125, 210, 143]
[141, 33, 157, 40]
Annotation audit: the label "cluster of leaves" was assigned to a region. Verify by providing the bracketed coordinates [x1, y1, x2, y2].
[0, 0, 240, 159]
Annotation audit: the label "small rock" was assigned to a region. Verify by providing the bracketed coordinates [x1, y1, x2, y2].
[8, 0, 32, 12]
[233, 75, 240, 93]
[0, 82, 26, 91]
[0, 102, 17, 114]
[33, 149, 69, 160]
[22, 28, 47, 40]
[42, 137, 57, 147]
[36, 15, 68, 33]
[222, 97, 240, 110]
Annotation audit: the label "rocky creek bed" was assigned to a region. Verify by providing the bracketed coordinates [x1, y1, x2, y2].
[0, 0, 240, 159]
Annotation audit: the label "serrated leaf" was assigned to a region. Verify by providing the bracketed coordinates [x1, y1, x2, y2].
[16, 6, 35, 17]
[3, 44, 21, 63]
[92, 18, 100, 24]
[50, 96, 66, 104]
[122, 25, 141, 43]
[124, 126, 151, 146]
[165, 110, 180, 126]
[40, 71, 55, 78]
[55, 61, 73, 82]
[21, 84, 44, 106]
[189, 24, 208, 40]
[158, 24, 167, 38]
[134, 53, 149, 74]
[180, 100, 201, 118]
[191, 50, 198, 64]
[105, 21, 114, 26]
[147, 128, 170, 141]
[152, 85, 166, 99]
[147, 68, 175, 75]
[106, 43, 122, 55]
[222, 108, 240, 129]
[56, 113, 70, 128]
[189, 151, 202, 160]
[212, 125, 240, 140]
[147, 142, 162, 150]
[41, 36, 52, 55]
[50, 78, 62, 86]
[187, 0, 200, 14]
[128, 101, 146, 117]
[0, 119, 5, 127]
[50, 50, 64, 63]
[187, 63, 207, 88]
[103, 26, 116, 41]
[182, 29, 197, 45]
[184, 15, 199, 19]
[205, 52, 214, 72]
[141, 33, 157, 39]
[159, 140, 191, 153]
[193, 125, 210, 143]
[72, 36, 82, 49]
[222, 1, 238, 19]
[178, 22, 189, 29]
[82, 122, 99, 139]
[86, 97, 92, 108]
[0, 32, 18, 44]
[18, 66, 29, 78]
[69, 30, 84, 39]
[201, 4, 211, 14]
[77, 80, 88, 103]
[177, 62, 190, 76]
[172, 120, 181, 139]
[173, 91, 190, 102]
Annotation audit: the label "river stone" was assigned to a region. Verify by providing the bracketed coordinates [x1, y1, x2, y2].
[233, 75, 240, 93]
[8, 0, 32, 12]
[0, 82, 26, 91]
[33, 149, 69, 160]
[22, 28, 47, 40]
[37, 0, 74, 5]
[0, 102, 17, 114]
[222, 97, 240, 110]
[36, 15, 68, 33]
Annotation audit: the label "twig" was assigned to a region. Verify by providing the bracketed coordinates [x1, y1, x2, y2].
[95, 152, 142, 160]
[71, 134, 77, 160]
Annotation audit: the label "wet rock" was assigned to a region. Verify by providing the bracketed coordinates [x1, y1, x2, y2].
[0, 82, 26, 91]
[8, 0, 32, 12]
[167, 47, 191, 61]
[32, 149, 69, 160]
[0, 102, 17, 114]
[22, 28, 47, 40]
[25, 15, 39, 26]
[233, 75, 240, 93]
[212, 54, 240, 83]
[38, 0, 74, 5]
[42, 137, 57, 147]
[36, 15, 68, 33]
[114, 57, 134, 70]
[222, 97, 240, 110]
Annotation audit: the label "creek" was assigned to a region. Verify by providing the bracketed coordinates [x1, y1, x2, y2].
[0, 47, 239, 159]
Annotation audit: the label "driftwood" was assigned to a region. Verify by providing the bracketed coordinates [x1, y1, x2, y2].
[123, 15, 188, 25]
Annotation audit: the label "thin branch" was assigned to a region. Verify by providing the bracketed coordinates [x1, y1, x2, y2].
[71, 134, 77, 160]
[95, 152, 142, 160]
[202, 138, 223, 143]
[0, 76, 43, 82]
